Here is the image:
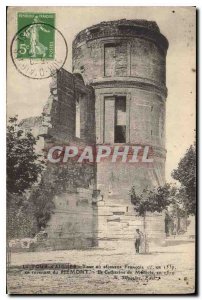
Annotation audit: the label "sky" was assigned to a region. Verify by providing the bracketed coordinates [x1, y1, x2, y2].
[7, 6, 196, 182]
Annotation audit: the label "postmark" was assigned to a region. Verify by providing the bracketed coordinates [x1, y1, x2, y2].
[11, 12, 68, 79]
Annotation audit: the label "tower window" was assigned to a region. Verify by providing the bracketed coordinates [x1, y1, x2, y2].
[115, 96, 126, 143]
[104, 96, 126, 143]
[104, 44, 116, 77]
[104, 42, 128, 77]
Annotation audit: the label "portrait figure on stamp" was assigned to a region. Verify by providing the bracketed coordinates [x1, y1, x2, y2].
[24, 15, 51, 58]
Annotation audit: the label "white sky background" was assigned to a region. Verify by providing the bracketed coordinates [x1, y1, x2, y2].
[7, 6, 196, 182]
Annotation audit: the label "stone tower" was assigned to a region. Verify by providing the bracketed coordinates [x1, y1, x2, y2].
[73, 20, 168, 194]
[72, 19, 169, 247]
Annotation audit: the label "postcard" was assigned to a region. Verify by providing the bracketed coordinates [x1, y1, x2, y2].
[7, 6, 196, 294]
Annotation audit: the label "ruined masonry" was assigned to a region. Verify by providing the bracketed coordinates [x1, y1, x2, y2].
[22, 19, 169, 250]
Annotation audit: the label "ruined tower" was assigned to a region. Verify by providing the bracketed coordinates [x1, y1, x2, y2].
[72, 19, 169, 247]
[35, 19, 169, 250]
[73, 19, 168, 193]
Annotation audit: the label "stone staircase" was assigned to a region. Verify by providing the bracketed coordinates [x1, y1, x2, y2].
[96, 195, 166, 250]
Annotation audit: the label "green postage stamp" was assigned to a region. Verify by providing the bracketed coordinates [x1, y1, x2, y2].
[17, 12, 55, 59]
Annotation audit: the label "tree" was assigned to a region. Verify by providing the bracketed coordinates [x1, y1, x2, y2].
[172, 144, 196, 215]
[130, 184, 174, 252]
[7, 193, 38, 239]
[7, 116, 44, 196]
[7, 116, 44, 239]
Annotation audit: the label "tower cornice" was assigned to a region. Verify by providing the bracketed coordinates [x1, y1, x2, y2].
[73, 19, 169, 54]
[90, 77, 168, 99]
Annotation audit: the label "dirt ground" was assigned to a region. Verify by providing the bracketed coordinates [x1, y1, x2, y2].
[7, 241, 195, 294]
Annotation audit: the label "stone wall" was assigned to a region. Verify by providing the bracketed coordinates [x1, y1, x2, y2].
[97, 198, 165, 250]
[37, 69, 98, 250]
[41, 68, 95, 144]
[45, 185, 98, 250]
